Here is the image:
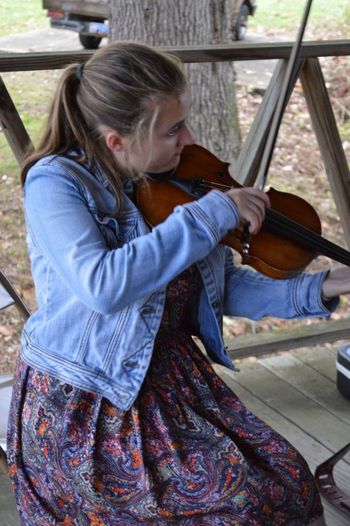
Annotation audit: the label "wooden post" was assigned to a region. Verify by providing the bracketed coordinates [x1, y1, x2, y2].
[234, 59, 303, 185]
[234, 60, 286, 185]
[300, 58, 350, 248]
[0, 76, 33, 165]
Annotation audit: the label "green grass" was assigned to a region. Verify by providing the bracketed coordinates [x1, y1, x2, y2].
[0, 0, 49, 37]
[0, 0, 349, 39]
[251, 0, 350, 35]
[0, 70, 59, 288]
[0, 69, 59, 157]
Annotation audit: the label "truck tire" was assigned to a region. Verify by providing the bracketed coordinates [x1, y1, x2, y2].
[79, 33, 102, 50]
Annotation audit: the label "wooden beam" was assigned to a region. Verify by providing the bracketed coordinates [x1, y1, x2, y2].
[234, 60, 287, 184]
[0, 76, 33, 164]
[226, 317, 350, 360]
[0, 269, 30, 320]
[0, 40, 350, 72]
[300, 58, 350, 248]
[235, 59, 302, 185]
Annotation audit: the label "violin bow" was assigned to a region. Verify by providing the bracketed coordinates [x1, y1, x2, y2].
[241, 0, 313, 255]
[255, 0, 313, 190]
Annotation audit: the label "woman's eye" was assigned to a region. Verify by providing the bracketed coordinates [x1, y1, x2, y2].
[167, 124, 181, 136]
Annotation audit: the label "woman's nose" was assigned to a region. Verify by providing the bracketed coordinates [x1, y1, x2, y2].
[181, 123, 195, 146]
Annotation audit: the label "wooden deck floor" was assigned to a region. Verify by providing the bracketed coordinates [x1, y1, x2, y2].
[214, 343, 350, 526]
[1, 344, 350, 525]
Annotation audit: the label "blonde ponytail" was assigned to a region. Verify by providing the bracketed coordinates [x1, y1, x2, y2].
[21, 42, 188, 205]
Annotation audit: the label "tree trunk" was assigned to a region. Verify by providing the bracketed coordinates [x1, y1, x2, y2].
[109, 0, 241, 165]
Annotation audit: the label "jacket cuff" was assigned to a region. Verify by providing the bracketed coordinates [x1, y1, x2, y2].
[293, 270, 339, 316]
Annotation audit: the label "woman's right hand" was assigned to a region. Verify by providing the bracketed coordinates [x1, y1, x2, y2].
[226, 187, 270, 235]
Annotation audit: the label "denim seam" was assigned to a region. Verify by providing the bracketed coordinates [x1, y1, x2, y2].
[76, 311, 100, 362]
[102, 306, 130, 371]
[185, 203, 219, 244]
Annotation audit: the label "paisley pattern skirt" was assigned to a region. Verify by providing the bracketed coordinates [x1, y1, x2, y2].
[7, 334, 323, 525]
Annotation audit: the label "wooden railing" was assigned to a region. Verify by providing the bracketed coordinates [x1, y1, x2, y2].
[1, 40, 350, 359]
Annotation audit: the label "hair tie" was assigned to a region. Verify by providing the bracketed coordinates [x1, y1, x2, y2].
[76, 63, 85, 81]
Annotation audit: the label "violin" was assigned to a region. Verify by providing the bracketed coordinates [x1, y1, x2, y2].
[136, 143, 350, 279]
[138, 0, 349, 280]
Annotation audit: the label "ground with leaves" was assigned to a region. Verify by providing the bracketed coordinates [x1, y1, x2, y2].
[1, 28, 350, 373]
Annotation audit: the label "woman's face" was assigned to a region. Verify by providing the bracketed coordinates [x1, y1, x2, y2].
[110, 90, 194, 175]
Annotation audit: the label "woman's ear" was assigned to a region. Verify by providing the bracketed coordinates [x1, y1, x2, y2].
[104, 130, 125, 152]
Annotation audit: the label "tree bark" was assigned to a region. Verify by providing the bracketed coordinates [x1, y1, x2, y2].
[109, 0, 241, 164]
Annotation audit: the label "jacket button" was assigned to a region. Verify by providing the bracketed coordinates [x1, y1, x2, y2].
[140, 305, 155, 315]
[212, 300, 220, 309]
[123, 359, 138, 369]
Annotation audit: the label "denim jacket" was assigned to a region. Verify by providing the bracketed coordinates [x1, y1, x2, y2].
[21, 155, 337, 410]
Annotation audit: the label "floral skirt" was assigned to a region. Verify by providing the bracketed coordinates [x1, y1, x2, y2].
[7, 331, 323, 525]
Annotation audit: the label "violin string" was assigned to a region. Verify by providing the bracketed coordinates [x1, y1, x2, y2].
[266, 209, 331, 253]
[267, 221, 350, 265]
[265, 210, 350, 265]
[194, 179, 350, 265]
[197, 180, 232, 191]
[265, 210, 340, 255]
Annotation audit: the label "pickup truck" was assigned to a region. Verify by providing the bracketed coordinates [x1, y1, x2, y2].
[43, 0, 109, 49]
[42, 0, 256, 50]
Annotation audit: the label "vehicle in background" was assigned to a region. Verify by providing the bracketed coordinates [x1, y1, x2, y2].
[43, 0, 108, 50]
[42, 0, 257, 50]
[231, 0, 257, 41]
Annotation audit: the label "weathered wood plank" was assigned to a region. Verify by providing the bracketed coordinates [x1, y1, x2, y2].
[0, 76, 33, 164]
[0, 40, 350, 72]
[224, 359, 350, 450]
[0, 270, 31, 321]
[323, 503, 350, 526]
[291, 346, 338, 382]
[215, 363, 350, 474]
[226, 317, 350, 360]
[259, 352, 350, 425]
[0, 475, 20, 526]
[235, 56, 304, 185]
[300, 58, 350, 248]
[234, 59, 287, 184]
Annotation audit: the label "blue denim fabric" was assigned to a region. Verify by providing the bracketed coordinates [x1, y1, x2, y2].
[21, 155, 337, 409]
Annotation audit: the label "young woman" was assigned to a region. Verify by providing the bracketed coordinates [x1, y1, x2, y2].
[7, 41, 350, 526]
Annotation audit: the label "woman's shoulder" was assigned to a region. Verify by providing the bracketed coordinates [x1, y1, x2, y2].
[26, 153, 98, 192]
[24, 154, 119, 215]
[29, 152, 86, 173]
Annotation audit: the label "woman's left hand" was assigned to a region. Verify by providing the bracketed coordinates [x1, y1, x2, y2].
[321, 267, 350, 300]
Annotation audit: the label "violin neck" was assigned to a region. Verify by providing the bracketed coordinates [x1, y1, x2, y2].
[265, 209, 350, 267]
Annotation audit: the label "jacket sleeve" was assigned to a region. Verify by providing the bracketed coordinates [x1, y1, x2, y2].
[24, 160, 240, 314]
[222, 248, 339, 320]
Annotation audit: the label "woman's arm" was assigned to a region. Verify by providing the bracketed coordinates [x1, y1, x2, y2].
[25, 161, 240, 314]
[223, 249, 339, 320]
